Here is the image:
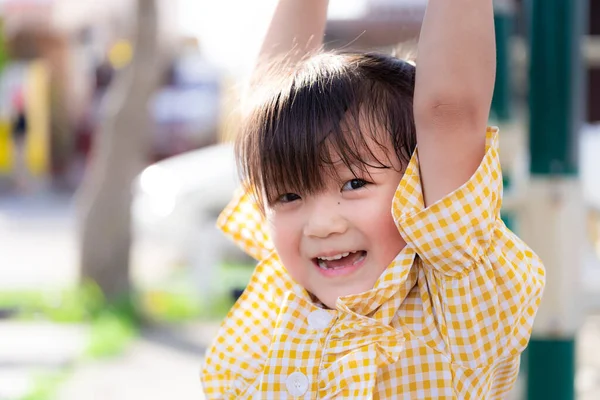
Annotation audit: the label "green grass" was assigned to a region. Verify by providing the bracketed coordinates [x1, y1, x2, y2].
[0, 283, 139, 360]
[0, 282, 105, 323]
[0, 262, 254, 325]
[141, 262, 254, 322]
[5, 286, 139, 399]
[85, 293, 140, 359]
[20, 370, 71, 400]
[2, 262, 255, 399]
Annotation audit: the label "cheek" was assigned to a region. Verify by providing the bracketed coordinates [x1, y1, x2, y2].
[378, 215, 405, 255]
[363, 206, 402, 242]
[267, 213, 303, 265]
[358, 188, 405, 256]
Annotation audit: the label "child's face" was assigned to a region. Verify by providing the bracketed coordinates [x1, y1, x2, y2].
[265, 135, 407, 309]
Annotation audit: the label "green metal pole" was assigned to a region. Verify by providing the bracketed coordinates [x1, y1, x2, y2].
[527, 339, 576, 399]
[525, 0, 588, 399]
[492, 2, 513, 123]
[528, 0, 584, 176]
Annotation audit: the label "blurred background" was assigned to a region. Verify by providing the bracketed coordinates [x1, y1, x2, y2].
[0, 0, 598, 399]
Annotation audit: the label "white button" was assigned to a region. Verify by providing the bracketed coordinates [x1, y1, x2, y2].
[307, 310, 333, 330]
[286, 372, 309, 396]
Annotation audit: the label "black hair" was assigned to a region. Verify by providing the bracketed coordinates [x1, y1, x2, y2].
[237, 51, 417, 209]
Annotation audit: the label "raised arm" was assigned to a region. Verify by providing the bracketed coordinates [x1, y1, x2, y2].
[255, 0, 329, 71]
[413, 0, 496, 207]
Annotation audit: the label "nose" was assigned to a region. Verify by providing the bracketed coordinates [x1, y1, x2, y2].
[303, 198, 349, 239]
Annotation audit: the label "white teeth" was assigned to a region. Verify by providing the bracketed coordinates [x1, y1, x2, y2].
[317, 260, 346, 270]
[317, 251, 366, 270]
[318, 252, 350, 261]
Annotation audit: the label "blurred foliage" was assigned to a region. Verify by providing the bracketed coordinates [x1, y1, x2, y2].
[85, 293, 140, 359]
[21, 370, 70, 400]
[0, 281, 137, 360]
[0, 281, 105, 322]
[142, 262, 254, 322]
[0, 262, 255, 324]
[142, 289, 203, 322]
[1, 262, 255, 399]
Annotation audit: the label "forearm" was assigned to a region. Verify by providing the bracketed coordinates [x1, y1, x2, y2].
[258, 0, 329, 65]
[414, 0, 496, 124]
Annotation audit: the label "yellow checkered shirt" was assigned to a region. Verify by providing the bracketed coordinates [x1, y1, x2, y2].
[201, 127, 546, 399]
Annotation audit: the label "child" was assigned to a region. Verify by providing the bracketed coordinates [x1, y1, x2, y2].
[202, 0, 545, 398]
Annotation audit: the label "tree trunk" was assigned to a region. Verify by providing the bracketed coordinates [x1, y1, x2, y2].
[77, 0, 163, 301]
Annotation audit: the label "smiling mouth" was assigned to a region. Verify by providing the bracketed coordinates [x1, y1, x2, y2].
[314, 251, 367, 270]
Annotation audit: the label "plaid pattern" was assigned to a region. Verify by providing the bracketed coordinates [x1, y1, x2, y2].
[216, 188, 274, 261]
[201, 127, 546, 399]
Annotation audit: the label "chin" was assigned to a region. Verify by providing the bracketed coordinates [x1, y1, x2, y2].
[317, 291, 353, 310]
[322, 299, 338, 310]
[309, 292, 336, 309]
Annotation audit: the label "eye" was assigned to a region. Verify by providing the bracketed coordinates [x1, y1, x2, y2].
[341, 179, 368, 191]
[276, 193, 301, 204]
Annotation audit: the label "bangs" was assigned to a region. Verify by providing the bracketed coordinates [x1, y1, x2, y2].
[237, 52, 417, 209]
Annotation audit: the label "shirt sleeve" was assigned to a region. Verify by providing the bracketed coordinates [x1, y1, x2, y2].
[392, 127, 546, 368]
[393, 127, 503, 277]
